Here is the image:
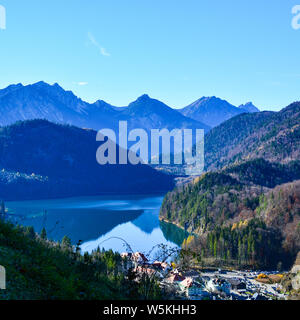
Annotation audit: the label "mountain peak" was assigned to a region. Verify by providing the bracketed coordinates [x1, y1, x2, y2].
[1, 83, 23, 91]
[137, 94, 151, 101]
[94, 99, 108, 105]
[127, 94, 166, 113]
[179, 96, 243, 127]
[52, 82, 64, 89]
[239, 102, 260, 113]
[194, 96, 226, 106]
[0, 83, 24, 99]
[205, 96, 217, 100]
[122, 94, 211, 132]
[32, 81, 65, 91]
[9, 83, 23, 89]
[32, 81, 49, 87]
[93, 99, 118, 113]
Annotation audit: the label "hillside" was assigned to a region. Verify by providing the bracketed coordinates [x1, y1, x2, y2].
[153, 102, 299, 176]
[0, 120, 174, 200]
[224, 158, 300, 188]
[204, 102, 300, 171]
[160, 161, 300, 269]
[0, 219, 160, 299]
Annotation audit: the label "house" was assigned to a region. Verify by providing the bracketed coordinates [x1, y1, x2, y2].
[121, 252, 132, 259]
[134, 266, 157, 277]
[166, 273, 185, 284]
[206, 278, 231, 295]
[133, 252, 148, 265]
[121, 252, 148, 268]
[152, 261, 171, 273]
[179, 277, 207, 298]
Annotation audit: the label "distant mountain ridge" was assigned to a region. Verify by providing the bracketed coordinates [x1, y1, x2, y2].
[118, 94, 210, 132]
[0, 81, 262, 132]
[0, 82, 210, 133]
[0, 82, 118, 129]
[238, 102, 260, 113]
[178, 96, 259, 128]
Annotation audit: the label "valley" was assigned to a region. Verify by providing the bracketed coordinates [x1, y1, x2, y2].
[0, 82, 299, 300]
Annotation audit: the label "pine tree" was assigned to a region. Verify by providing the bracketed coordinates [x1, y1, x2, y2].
[61, 235, 71, 248]
[40, 227, 47, 240]
[213, 238, 218, 258]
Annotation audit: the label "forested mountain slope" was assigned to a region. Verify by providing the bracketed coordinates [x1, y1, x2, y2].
[204, 102, 300, 171]
[160, 160, 300, 269]
[0, 120, 174, 200]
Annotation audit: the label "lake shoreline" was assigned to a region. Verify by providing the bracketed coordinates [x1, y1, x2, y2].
[159, 216, 186, 232]
[6, 194, 184, 256]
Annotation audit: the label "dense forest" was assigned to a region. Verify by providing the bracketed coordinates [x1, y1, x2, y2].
[204, 102, 300, 171]
[160, 102, 300, 269]
[160, 159, 300, 269]
[224, 158, 300, 188]
[182, 219, 289, 270]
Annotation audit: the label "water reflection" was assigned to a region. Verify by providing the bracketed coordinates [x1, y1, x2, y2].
[160, 220, 188, 247]
[5, 195, 188, 255]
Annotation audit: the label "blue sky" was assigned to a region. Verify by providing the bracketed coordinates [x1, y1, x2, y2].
[0, 0, 299, 111]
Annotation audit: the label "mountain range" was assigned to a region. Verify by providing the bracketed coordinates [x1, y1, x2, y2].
[0, 82, 259, 131]
[0, 82, 209, 132]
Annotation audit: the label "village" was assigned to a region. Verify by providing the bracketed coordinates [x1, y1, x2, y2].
[121, 251, 288, 300]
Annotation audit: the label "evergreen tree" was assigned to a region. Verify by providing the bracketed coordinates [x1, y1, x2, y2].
[40, 227, 47, 240]
[61, 235, 71, 248]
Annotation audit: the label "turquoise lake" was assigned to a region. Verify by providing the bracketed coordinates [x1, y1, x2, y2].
[5, 194, 187, 257]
